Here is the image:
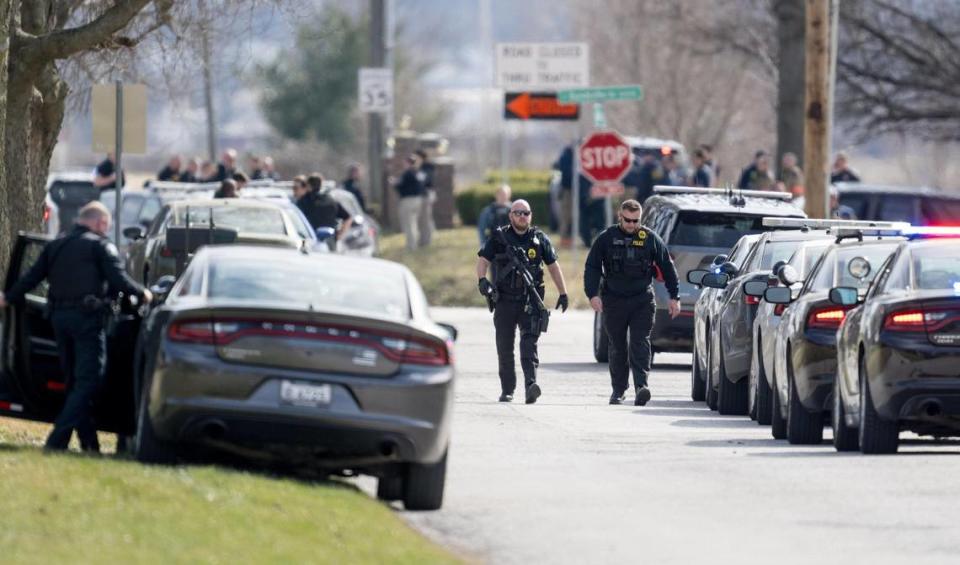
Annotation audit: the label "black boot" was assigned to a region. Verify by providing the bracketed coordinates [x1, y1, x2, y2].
[499, 393, 514, 402]
[634, 386, 652, 406]
[525, 383, 541, 405]
[609, 391, 626, 405]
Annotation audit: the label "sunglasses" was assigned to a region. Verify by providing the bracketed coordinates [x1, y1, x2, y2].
[621, 217, 640, 224]
[511, 210, 531, 217]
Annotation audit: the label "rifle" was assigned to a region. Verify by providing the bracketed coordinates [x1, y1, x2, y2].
[495, 230, 550, 336]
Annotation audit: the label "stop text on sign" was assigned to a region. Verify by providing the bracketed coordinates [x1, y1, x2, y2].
[581, 145, 629, 170]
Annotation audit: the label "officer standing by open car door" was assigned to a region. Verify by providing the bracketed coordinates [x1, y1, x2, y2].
[0, 202, 151, 452]
[476, 200, 569, 404]
[585, 199, 680, 406]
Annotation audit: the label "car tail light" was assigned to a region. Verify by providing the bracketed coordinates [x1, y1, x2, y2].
[169, 318, 450, 366]
[883, 308, 958, 333]
[168, 320, 216, 344]
[159, 246, 173, 258]
[806, 306, 850, 330]
[744, 294, 760, 305]
[774, 304, 787, 316]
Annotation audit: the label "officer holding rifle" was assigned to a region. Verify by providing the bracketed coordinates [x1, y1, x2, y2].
[476, 200, 569, 404]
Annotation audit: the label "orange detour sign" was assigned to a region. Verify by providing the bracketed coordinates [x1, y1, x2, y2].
[504, 92, 580, 121]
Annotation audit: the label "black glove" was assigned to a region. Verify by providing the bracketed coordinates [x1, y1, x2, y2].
[556, 294, 568, 312]
[478, 277, 494, 297]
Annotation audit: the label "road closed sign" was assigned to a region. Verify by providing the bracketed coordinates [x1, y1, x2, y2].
[578, 130, 632, 184]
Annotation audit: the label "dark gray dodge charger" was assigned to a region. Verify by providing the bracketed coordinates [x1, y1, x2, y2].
[134, 245, 455, 510]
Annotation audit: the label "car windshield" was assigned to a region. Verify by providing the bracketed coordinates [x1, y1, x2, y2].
[810, 245, 898, 291]
[171, 206, 287, 236]
[207, 257, 410, 319]
[791, 241, 831, 277]
[912, 246, 960, 290]
[669, 212, 769, 248]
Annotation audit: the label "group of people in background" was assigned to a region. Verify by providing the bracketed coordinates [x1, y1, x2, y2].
[156, 149, 280, 185]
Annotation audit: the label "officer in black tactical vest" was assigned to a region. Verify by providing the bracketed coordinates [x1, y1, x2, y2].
[584, 199, 680, 406]
[0, 202, 152, 452]
[476, 200, 569, 404]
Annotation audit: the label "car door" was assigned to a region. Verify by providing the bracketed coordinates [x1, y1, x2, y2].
[0, 234, 138, 433]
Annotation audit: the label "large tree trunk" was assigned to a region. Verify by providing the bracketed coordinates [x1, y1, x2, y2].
[775, 0, 806, 166]
[0, 0, 13, 275]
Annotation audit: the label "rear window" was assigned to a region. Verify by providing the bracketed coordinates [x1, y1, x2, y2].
[912, 246, 960, 291]
[669, 212, 769, 248]
[207, 258, 409, 319]
[809, 245, 898, 291]
[920, 198, 960, 226]
[49, 181, 98, 207]
[877, 195, 917, 224]
[838, 193, 870, 220]
[172, 206, 287, 236]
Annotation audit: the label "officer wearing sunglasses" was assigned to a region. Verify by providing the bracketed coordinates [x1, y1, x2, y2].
[476, 200, 569, 404]
[584, 199, 680, 406]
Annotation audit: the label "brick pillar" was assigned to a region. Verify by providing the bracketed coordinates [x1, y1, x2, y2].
[432, 157, 455, 229]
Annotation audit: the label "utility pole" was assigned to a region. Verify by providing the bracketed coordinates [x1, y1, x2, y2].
[199, 0, 217, 162]
[803, 0, 834, 219]
[368, 0, 386, 210]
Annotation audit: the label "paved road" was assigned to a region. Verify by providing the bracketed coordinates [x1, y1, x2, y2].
[361, 307, 960, 564]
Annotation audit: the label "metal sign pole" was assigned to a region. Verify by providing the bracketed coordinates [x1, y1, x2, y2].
[571, 136, 581, 258]
[114, 80, 123, 249]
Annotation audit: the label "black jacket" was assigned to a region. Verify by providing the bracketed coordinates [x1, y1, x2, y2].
[6, 225, 146, 305]
[395, 169, 425, 198]
[342, 178, 367, 212]
[297, 190, 350, 230]
[584, 225, 679, 300]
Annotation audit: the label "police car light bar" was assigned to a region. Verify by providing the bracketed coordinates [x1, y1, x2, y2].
[653, 186, 794, 201]
[901, 226, 960, 239]
[762, 218, 910, 230]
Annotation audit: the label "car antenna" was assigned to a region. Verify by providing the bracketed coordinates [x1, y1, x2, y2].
[209, 206, 215, 246]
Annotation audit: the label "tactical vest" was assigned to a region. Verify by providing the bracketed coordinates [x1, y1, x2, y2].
[603, 228, 655, 296]
[492, 228, 545, 294]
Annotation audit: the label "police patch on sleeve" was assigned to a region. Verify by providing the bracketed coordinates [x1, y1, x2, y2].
[528, 247, 537, 259]
[104, 241, 120, 258]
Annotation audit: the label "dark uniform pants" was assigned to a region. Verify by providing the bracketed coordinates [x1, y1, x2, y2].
[47, 308, 106, 450]
[493, 297, 540, 394]
[602, 293, 656, 394]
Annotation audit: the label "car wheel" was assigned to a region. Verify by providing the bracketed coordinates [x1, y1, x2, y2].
[377, 475, 404, 502]
[593, 312, 609, 363]
[754, 335, 773, 426]
[832, 377, 859, 451]
[858, 358, 899, 454]
[705, 331, 718, 411]
[691, 341, 706, 402]
[717, 336, 748, 416]
[134, 377, 177, 465]
[403, 448, 448, 511]
[771, 368, 787, 440]
[786, 362, 824, 445]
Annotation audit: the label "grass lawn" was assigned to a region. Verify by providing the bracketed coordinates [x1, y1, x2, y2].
[379, 227, 591, 310]
[0, 417, 460, 564]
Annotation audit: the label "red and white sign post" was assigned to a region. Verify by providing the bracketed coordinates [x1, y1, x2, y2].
[578, 130, 632, 197]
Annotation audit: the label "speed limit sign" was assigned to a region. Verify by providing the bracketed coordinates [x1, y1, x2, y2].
[358, 67, 393, 114]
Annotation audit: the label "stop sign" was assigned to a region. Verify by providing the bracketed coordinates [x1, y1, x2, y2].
[578, 130, 632, 184]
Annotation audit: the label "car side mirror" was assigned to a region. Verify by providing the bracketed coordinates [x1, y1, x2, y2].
[744, 280, 769, 297]
[687, 269, 708, 286]
[149, 275, 177, 302]
[315, 227, 336, 241]
[123, 226, 145, 241]
[778, 265, 800, 286]
[764, 286, 793, 304]
[711, 254, 728, 266]
[829, 286, 860, 306]
[720, 261, 739, 276]
[701, 273, 729, 289]
[437, 322, 458, 342]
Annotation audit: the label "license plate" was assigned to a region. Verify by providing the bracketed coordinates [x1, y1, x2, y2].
[280, 380, 332, 407]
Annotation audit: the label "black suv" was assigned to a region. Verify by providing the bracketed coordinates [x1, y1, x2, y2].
[836, 183, 960, 225]
[592, 186, 806, 362]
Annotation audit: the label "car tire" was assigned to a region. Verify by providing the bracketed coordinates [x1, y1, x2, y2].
[377, 475, 404, 502]
[134, 378, 177, 465]
[832, 378, 859, 452]
[859, 359, 899, 454]
[786, 364, 824, 445]
[717, 337, 748, 416]
[403, 448, 448, 511]
[771, 369, 787, 440]
[754, 337, 773, 426]
[705, 333, 718, 411]
[691, 341, 706, 402]
[593, 312, 609, 363]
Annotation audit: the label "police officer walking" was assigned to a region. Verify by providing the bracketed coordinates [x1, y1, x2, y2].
[0, 202, 152, 452]
[584, 199, 680, 406]
[476, 200, 569, 404]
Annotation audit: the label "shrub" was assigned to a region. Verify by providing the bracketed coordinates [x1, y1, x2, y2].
[456, 169, 554, 226]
